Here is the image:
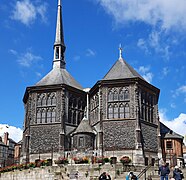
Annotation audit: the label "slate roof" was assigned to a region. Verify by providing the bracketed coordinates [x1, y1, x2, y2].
[160, 122, 183, 139]
[164, 132, 183, 139]
[103, 58, 145, 81]
[73, 117, 94, 134]
[35, 68, 83, 90]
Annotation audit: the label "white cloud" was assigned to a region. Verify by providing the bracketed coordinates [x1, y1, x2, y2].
[11, 0, 47, 26]
[86, 49, 96, 57]
[137, 38, 149, 54]
[97, 0, 186, 31]
[159, 110, 186, 144]
[137, 31, 171, 60]
[17, 52, 42, 67]
[0, 124, 23, 143]
[138, 66, 153, 83]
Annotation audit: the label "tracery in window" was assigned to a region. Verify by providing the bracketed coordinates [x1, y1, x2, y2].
[108, 104, 113, 119]
[113, 90, 118, 101]
[51, 108, 56, 122]
[36, 109, 41, 124]
[113, 104, 118, 118]
[108, 90, 114, 101]
[119, 90, 124, 101]
[124, 104, 130, 118]
[47, 108, 51, 123]
[124, 90, 129, 100]
[41, 109, 46, 123]
[119, 104, 124, 118]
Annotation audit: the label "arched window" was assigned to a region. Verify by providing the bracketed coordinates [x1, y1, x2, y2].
[37, 96, 42, 106]
[108, 104, 113, 119]
[47, 108, 52, 123]
[47, 95, 52, 106]
[41, 109, 46, 123]
[36, 109, 42, 124]
[51, 95, 56, 105]
[108, 91, 113, 101]
[124, 90, 129, 100]
[119, 90, 124, 101]
[113, 104, 118, 119]
[124, 104, 130, 118]
[113, 91, 118, 101]
[41, 95, 46, 106]
[119, 104, 124, 118]
[51, 108, 56, 122]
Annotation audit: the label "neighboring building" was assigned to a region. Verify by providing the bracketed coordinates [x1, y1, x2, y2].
[0, 136, 8, 168]
[21, 0, 183, 166]
[183, 145, 186, 166]
[160, 123, 184, 167]
[0, 133, 17, 167]
[14, 140, 22, 164]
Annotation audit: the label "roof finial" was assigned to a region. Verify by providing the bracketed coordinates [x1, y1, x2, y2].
[58, 0, 61, 6]
[119, 43, 123, 59]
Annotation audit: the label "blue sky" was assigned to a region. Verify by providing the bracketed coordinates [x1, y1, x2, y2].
[0, 0, 186, 142]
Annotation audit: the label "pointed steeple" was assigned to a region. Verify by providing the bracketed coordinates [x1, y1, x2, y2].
[53, 0, 66, 69]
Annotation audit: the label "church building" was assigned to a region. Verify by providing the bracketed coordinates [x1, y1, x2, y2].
[21, 0, 162, 165]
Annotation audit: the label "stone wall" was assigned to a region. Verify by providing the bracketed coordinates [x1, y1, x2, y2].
[141, 122, 158, 152]
[30, 124, 61, 154]
[103, 120, 136, 150]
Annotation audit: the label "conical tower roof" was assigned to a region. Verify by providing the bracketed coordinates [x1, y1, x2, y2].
[103, 57, 145, 81]
[35, 0, 82, 90]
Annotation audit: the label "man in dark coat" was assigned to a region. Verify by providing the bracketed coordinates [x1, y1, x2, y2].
[158, 162, 170, 180]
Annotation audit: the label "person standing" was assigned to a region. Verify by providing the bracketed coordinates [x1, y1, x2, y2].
[126, 172, 138, 180]
[158, 162, 170, 180]
[173, 166, 184, 180]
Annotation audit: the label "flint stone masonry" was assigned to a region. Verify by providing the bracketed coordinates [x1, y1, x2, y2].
[103, 121, 136, 150]
[30, 124, 61, 153]
[141, 122, 158, 152]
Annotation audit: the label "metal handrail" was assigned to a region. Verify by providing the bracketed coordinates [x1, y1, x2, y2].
[137, 159, 159, 179]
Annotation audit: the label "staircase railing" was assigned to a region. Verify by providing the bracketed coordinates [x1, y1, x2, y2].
[137, 159, 159, 179]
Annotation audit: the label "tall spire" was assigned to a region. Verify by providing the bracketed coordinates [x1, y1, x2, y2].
[53, 0, 66, 69]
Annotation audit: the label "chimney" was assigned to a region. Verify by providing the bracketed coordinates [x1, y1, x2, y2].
[4, 132, 9, 145]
